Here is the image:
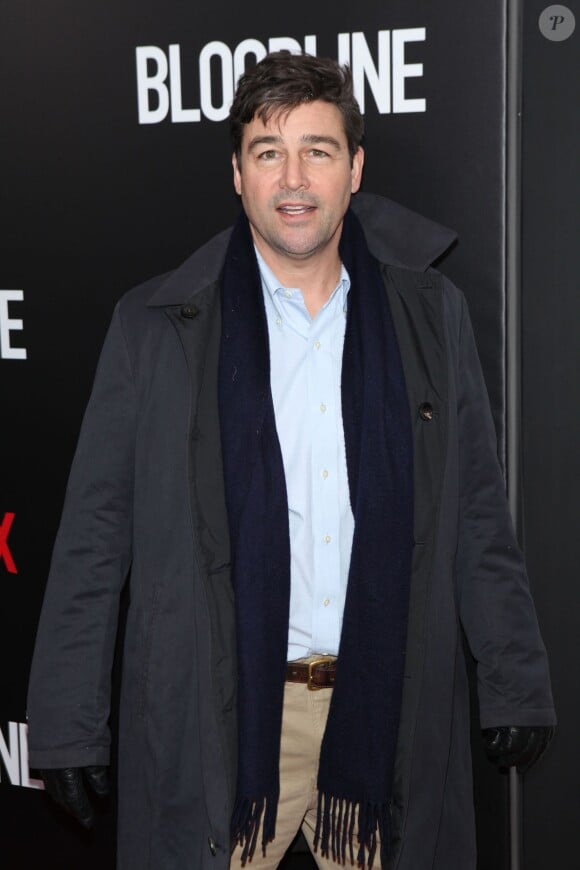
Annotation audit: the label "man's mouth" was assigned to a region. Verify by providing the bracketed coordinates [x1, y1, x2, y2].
[276, 204, 316, 215]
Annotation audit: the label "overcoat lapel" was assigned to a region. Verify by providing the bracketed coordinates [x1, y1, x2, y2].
[164, 283, 232, 576]
[383, 265, 448, 545]
[164, 287, 217, 400]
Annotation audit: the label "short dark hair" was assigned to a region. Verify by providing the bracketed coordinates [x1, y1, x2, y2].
[229, 51, 364, 163]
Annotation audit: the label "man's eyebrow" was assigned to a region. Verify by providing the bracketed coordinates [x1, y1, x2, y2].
[246, 134, 344, 151]
[301, 134, 342, 150]
[247, 135, 283, 151]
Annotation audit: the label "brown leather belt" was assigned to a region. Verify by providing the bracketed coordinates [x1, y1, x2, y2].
[285, 656, 337, 690]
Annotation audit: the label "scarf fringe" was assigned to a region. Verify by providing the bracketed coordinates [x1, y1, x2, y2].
[313, 792, 392, 867]
[231, 794, 277, 866]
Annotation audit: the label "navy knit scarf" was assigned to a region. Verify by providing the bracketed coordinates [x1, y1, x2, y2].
[219, 208, 413, 867]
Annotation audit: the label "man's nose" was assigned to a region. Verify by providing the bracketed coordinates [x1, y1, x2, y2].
[279, 153, 309, 191]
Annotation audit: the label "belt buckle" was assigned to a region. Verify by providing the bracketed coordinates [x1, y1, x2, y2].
[307, 656, 335, 691]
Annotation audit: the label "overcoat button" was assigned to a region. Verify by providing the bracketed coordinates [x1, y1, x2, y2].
[208, 836, 217, 856]
[418, 402, 434, 421]
[181, 304, 199, 319]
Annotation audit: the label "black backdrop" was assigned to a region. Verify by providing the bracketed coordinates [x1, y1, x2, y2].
[1, 2, 576, 868]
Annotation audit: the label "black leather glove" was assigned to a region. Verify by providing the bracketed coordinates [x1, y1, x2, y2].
[481, 725, 555, 774]
[40, 765, 111, 829]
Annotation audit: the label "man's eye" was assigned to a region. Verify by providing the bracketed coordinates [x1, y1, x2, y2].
[309, 149, 329, 158]
[258, 150, 279, 160]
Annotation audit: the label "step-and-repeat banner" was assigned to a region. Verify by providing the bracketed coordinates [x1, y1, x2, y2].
[2, 2, 510, 867]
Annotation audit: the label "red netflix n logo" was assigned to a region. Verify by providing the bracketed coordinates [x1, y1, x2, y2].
[0, 512, 17, 574]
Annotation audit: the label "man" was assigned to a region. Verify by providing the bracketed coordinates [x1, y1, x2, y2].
[27, 52, 555, 870]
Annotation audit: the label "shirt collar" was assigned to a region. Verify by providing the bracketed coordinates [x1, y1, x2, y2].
[254, 246, 351, 313]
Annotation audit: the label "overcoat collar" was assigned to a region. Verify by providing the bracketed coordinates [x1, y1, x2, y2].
[145, 193, 457, 309]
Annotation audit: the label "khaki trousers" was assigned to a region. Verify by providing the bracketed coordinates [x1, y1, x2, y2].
[230, 669, 381, 869]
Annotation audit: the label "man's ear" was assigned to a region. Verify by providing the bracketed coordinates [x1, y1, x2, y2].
[232, 153, 242, 196]
[351, 147, 365, 194]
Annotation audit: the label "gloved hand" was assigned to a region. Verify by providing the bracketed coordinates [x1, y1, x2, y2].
[481, 725, 555, 774]
[40, 765, 111, 829]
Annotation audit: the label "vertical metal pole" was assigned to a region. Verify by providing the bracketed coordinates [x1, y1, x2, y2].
[506, 1, 524, 868]
[506, 4, 523, 518]
[509, 767, 523, 870]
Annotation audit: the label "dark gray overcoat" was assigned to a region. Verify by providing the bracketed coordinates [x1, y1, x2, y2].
[27, 193, 555, 869]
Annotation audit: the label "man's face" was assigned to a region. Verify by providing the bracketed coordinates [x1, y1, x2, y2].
[232, 100, 364, 268]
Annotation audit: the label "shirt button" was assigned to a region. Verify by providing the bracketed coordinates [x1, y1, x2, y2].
[314, 340, 321, 350]
[322, 469, 329, 479]
[276, 317, 282, 326]
[284, 290, 292, 298]
[324, 535, 332, 543]
[323, 598, 330, 607]
[320, 403, 327, 413]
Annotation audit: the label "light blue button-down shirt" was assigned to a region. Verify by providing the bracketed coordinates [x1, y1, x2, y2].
[255, 248, 355, 660]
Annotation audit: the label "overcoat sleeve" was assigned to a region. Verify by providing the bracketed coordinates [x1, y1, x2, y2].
[453, 290, 556, 729]
[26, 301, 136, 768]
